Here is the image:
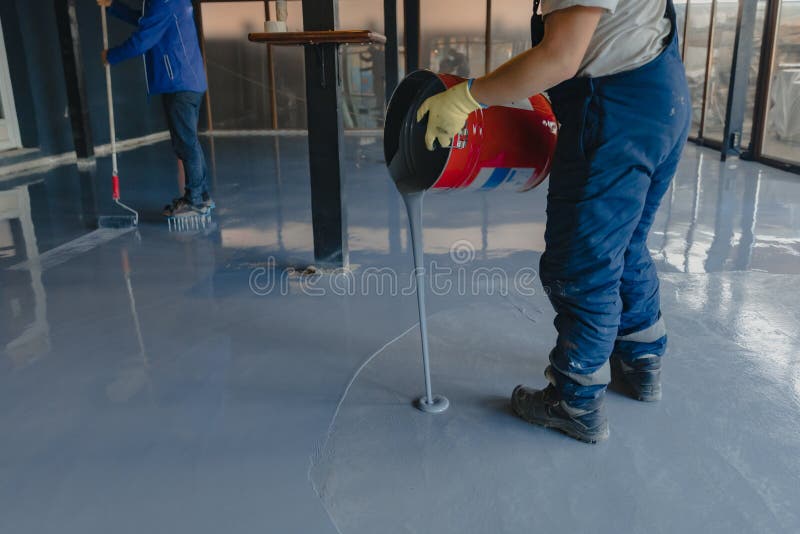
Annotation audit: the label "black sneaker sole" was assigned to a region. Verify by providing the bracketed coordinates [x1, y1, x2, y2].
[511, 388, 609, 444]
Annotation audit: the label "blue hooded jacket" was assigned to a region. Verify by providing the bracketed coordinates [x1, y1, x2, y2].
[106, 0, 207, 95]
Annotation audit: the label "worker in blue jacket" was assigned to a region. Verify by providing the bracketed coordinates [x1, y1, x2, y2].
[417, 0, 689, 443]
[99, 0, 212, 217]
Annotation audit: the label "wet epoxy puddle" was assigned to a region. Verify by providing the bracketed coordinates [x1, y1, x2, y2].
[310, 272, 800, 534]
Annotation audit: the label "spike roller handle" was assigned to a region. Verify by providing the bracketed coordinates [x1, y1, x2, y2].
[112, 174, 121, 200]
[101, 6, 119, 176]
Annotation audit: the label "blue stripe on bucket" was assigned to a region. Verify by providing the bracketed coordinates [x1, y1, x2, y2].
[481, 168, 512, 189]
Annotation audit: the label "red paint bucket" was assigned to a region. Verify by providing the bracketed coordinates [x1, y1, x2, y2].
[385, 70, 558, 194]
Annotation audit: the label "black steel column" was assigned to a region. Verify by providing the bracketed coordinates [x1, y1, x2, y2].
[383, 0, 399, 103]
[746, 0, 780, 160]
[302, 0, 349, 266]
[720, 0, 758, 161]
[54, 0, 94, 160]
[484, 0, 492, 74]
[404, 0, 420, 72]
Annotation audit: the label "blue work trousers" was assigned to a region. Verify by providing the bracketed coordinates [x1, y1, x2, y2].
[540, 15, 691, 410]
[162, 91, 208, 205]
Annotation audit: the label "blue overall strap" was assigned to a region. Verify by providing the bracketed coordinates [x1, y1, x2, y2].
[664, 0, 677, 44]
[530, 0, 544, 47]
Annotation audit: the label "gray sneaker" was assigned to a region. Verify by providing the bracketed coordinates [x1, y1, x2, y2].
[169, 193, 217, 210]
[166, 192, 215, 213]
[511, 384, 609, 444]
[163, 197, 209, 218]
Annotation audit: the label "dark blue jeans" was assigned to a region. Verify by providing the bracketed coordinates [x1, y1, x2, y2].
[162, 91, 208, 205]
[540, 20, 691, 410]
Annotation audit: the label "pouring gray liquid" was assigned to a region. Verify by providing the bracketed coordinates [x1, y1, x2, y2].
[384, 72, 453, 413]
[402, 191, 449, 413]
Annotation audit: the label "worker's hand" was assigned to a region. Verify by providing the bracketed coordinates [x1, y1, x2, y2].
[101, 49, 109, 65]
[416, 81, 483, 151]
[96, 0, 113, 7]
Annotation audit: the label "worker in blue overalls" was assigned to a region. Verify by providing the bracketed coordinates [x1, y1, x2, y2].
[417, 0, 690, 443]
[98, 0, 212, 218]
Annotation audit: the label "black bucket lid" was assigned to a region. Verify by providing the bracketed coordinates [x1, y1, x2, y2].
[384, 71, 449, 194]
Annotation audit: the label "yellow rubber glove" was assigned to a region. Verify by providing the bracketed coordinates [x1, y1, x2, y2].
[416, 81, 483, 151]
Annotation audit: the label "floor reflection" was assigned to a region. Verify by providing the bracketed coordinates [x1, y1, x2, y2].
[0, 185, 50, 368]
[0, 138, 798, 275]
[649, 147, 800, 274]
[0, 136, 798, 370]
[105, 247, 151, 403]
[0, 136, 795, 377]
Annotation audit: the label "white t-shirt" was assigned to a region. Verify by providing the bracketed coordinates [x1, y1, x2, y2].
[540, 0, 672, 77]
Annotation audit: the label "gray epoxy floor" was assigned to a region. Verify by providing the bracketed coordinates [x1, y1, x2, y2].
[0, 137, 799, 533]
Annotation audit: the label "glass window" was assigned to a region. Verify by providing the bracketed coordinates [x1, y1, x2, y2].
[761, 0, 800, 164]
[683, 0, 713, 136]
[488, 0, 532, 71]
[742, 1, 767, 148]
[201, 1, 391, 131]
[422, 2, 487, 77]
[702, 0, 738, 142]
[266, 1, 307, 129]
[201, 2, 275, 130]
[702, 1, 767, 145]
[201, 1, 308, 130]
[339, 0, 387, 128]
